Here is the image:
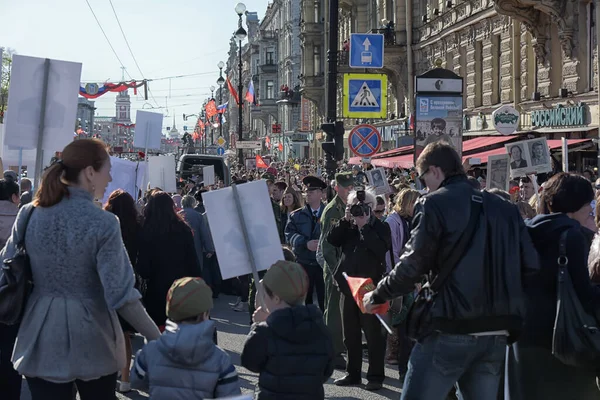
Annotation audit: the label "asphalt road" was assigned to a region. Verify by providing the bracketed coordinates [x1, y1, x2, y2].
[20, 295, 403, 399]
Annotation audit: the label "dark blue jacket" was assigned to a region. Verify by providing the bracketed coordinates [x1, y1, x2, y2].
[240, 305, 334, 400]
[285, 203, 324, 266]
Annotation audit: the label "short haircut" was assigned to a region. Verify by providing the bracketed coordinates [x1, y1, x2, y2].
[376, 196, 386, 206]
[486, 188, 511, 201]
[181, 195, 197, 209]
[539, 173, 594, 214]
[20, 178, 32, 191]
[416, 142, 464, 178]
[520, 176, 532, 184]
[509, 145, 522, 156]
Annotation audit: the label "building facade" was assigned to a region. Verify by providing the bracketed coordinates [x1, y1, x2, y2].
[297, 0, 599, 170]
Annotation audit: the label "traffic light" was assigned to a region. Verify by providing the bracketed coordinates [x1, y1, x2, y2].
[321, 122, 345, 161]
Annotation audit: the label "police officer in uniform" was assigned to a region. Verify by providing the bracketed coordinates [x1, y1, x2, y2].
[285, 176, 327, 310]
[319, 172, 355, 369]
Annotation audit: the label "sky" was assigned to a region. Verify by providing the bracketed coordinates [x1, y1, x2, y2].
[0, 0, 270, 131]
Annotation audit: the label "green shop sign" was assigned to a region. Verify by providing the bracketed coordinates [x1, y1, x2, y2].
[531, 104, 587, 128]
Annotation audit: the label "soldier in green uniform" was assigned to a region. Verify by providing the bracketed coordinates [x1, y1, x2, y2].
[319, 172, 355, 369]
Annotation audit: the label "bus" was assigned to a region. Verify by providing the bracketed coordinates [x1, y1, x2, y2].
[176, 154, 231, 187]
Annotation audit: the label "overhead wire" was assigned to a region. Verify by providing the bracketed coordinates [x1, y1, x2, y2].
[107, 0, 161, 108]
[83, 0, 132, 80]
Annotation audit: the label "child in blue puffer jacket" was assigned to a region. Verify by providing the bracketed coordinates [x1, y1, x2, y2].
[131, 277, 241, 399]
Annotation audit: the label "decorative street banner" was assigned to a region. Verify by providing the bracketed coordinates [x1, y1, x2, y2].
[414, 95, 463, 158]
[505, 137, 552, 178]
[79, 80, 146, 99]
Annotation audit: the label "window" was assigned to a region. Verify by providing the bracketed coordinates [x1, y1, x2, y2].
[494, 35, 502, 104]
[266, 80, 274, 99]
[475, 41, 483, 107]
[266, 50, 274, 65]
[314, 0, 321, 22]
[313, 46, 321, 75]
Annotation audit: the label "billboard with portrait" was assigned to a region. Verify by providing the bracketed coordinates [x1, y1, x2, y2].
[504, 137, 552, 178]
[414, 95, 463, 160]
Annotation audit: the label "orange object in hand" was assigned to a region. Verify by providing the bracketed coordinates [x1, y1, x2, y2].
[343, 273, 389, 315]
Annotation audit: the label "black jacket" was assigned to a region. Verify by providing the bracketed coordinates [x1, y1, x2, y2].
[327, 216, 391, 296]
[372, 175, 540, 336]
[520, 214, 600, 349]
[241, 305, 334, 400]
[137, 227, 202, 326]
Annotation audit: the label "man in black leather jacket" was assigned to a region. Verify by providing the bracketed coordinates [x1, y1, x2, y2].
[364, 142, 540, 400]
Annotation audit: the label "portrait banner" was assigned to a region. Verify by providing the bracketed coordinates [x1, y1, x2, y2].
[414, 95, 463, 161]
[505, 137, 552, 178]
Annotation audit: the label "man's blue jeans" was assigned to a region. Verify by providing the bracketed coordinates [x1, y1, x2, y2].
[401, 332, 506, 400]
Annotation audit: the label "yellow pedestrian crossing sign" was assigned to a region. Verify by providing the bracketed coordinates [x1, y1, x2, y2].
[343, 73, 387, 119]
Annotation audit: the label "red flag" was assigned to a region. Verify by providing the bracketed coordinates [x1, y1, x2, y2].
[256, 155, 268, 169]
[278, 143, 283, 152]
[226, 77, 240, 106]
[205, 100, 218, 118]
[344, 274, 389, 315]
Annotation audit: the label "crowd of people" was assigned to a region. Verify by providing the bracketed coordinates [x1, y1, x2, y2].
[2, 137, 600, 400]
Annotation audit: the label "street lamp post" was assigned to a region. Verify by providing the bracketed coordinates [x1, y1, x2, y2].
[235, 2, 247, 166]
[217, 61, 225, 142]
[210, 85, 216, 146]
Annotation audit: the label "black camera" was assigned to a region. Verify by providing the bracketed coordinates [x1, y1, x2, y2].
[350, 186, 369, 217]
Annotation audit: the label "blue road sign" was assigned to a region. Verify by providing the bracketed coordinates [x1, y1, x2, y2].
[183, 125, 188, 131]
[349, 33, 384, 68]
[348, 124, 382, 157]
[343, 73, 388, 119]
[216, 147, 225, 156]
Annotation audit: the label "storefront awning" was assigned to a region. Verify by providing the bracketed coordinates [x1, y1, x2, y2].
[372, 154, 414, 168]
[462, 136, 518, 152]
[348, 145, 414, 165]
[463, 139, 591, 164]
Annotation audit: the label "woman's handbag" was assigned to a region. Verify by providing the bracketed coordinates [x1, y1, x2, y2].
[552, 229, 600, 367]
[0, 207, 36, 325]
[404, 192, 483, 340]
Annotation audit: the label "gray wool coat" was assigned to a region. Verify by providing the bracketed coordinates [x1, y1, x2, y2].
[2, 187, 148, 383]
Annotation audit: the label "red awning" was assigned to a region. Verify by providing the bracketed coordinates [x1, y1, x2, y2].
[462, 136, 517, 152]
[348, 145, 414, 165]
[463, 139, 591, 164]
[372, 154, 414, 168]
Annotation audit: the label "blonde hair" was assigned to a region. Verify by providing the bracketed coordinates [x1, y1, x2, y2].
[393, 188, 421, 218]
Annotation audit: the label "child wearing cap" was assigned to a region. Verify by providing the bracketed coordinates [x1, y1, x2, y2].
[241, 261, 334, 400]
[131, 277, 241, 399]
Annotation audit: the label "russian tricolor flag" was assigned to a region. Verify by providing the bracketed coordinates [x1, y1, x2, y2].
[217, 102, 228, 113]
[245, 79, 256, 105]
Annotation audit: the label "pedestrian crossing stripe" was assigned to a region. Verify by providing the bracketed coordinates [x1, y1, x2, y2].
[350, 82, 379, 107]
[342, 73, 387, 119]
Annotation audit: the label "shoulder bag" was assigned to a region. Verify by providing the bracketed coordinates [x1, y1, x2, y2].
[0, 207, 36, 325]
[552, 229, 600, 367]
[404, 191, 483, 340]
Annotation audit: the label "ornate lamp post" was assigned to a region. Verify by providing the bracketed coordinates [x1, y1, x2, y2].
[217, 61, 225, 141]
[235, 2, 247, 166]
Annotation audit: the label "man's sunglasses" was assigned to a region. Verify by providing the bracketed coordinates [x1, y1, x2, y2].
[373, 209, 385, 215]
[417, 170, 428, 187]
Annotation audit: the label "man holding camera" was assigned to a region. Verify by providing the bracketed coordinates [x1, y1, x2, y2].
[327, 187, 391, 391]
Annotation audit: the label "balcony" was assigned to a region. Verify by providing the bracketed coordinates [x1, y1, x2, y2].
[369, 28, 397, 46]
[260, 61, 277, 73]
[300, 21, 324, 36]
[277, 86, 301, 104]
[300, 75, 325, 89]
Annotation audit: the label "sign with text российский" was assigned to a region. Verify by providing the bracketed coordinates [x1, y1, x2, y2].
[530, 104, 587, 128]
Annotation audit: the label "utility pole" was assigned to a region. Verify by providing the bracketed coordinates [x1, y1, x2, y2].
[322, 0, 342, 177]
